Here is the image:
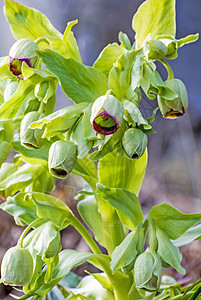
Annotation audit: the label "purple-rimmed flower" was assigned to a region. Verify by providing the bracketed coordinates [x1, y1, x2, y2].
[90, 95, 124, 135]
[9, 38, 39, 80]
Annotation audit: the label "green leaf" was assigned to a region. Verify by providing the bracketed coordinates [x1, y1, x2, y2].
[149, 203, 201, 240]
[133, 0, 176, 48]
[23, 221, 59, 258]
[72, 156, 98, 191]
[0, 74, 41, 120]
[173, 223, 201, 247]
[0, 192, 38, 225]
[156, 226, 185, 275]
[93, 43, 126, 77]
[4, 0, 62, 41]
[30, 103, 88, 138]
[77, 196, 106, 246]
[52, 250, 93, 281]
[109, 49, 143, 102]
[0, 163, 44, 198]
[63, 20, 82, 63]
[177, 33, 199, 48]
[30, 192, 75, 229]
[97, 183, 143, 230]
[37, 49, 108, 104]
[98, 148, 147, 195]
[110, 224, 143, 271]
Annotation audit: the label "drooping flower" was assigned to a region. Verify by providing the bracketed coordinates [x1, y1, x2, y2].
[157, 79, 188, 118]
[1, 246, 34, 286]
[122, 128, 147, 159]
[48, 140, 77, 178]
[9, 38, 40, 80]
[90, 95, 124, 135]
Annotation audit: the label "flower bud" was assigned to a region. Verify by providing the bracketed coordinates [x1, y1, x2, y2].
[157, 79, 188, 118]
[9, 38, 39, 80]
[147, 39, 167, 60]
[134, 251, 162, 291]
[122, 128, 147, 159]
[48, 140, 77, 178]
[90, 95, 124, 135]
[1, 246, 34, 286]
[20, 111, 45, 149]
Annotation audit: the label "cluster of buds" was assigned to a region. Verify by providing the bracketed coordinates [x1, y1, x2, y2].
[90, 94, 147, 159]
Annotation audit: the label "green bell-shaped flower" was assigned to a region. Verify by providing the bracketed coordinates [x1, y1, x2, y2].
[48, 140, 77, 178]
[157, 79, 188, 118]
[20, 111, 45, 149]
[134, 251, 162, 292]
[1, 246, 34, 286]
[147, 39, 168, 60]
[90, 95, 124, 135]
[122, 128, 147, 159]
[9, 38, 40, 80]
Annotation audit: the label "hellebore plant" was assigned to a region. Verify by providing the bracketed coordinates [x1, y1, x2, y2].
[0, 0, 200, 299]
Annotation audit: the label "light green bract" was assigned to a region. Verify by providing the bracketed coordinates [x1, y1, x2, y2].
[0, 0, 199, 299]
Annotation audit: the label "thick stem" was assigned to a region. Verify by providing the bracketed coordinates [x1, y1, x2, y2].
[96, 194, 125, 255]
[71, 216, 102, 254]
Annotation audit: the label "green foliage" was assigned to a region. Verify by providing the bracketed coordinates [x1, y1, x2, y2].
[0, 0, 199, 299]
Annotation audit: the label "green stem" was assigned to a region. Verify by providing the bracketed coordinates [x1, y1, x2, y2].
[159, 59, 174, 80]
[96, 194, 125, 255]
[71, 216, 102, 255]
[17, 218, 46, 248]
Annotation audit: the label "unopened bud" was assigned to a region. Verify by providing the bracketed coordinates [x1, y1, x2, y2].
[1, 246, 34, 286]
[48, 140, 77, 178]
[134, 251, 162, 291]
[20, 111, 45, 149]
[122, 128, 147, 159]
[158, 79, 188, 118]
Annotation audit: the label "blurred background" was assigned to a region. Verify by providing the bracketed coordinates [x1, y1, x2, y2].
[0, 0, 201, 298]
